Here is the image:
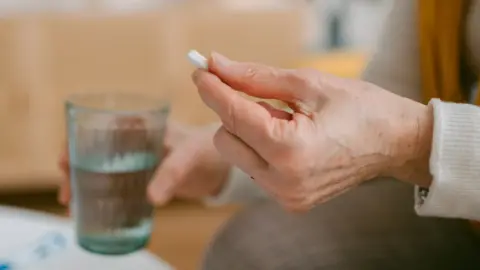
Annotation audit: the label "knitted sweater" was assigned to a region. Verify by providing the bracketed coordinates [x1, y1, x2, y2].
[206, 0, 480, 221]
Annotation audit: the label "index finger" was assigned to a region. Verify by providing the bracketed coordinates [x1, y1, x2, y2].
[193, 69, 280, 159]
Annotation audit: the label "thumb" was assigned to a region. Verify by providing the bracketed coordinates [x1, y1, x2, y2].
[148, 145, 196, 205]
[208, 52, 317, 105]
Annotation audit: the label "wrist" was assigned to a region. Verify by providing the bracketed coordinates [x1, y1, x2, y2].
[384, 99, 434, 187]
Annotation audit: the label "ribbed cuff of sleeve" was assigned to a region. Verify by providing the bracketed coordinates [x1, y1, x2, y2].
[415, 99, 480, 220]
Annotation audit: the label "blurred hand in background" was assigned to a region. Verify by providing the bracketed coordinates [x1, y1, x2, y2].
[58, 122, 230, 207]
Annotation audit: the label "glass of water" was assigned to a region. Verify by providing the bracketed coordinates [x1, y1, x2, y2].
[65, 92, 169, 255]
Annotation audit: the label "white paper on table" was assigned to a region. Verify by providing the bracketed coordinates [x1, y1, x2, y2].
[0, 206, 174, 270]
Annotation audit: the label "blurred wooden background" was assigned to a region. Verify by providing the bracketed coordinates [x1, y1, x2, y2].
[0, 1, 312, 191]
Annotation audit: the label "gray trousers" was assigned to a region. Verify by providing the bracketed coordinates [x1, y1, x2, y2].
[202, 179, 480, 270]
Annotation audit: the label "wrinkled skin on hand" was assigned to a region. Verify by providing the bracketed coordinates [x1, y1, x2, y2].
[58, 121, 230, 206]
[192, 53, 433, 212]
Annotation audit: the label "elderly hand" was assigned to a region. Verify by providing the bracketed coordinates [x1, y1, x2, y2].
[192, 53, 433, 212]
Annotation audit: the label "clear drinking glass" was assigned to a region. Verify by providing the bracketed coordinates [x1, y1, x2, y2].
[65, 92, 169, 255]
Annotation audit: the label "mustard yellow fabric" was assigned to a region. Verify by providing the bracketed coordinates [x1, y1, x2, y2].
[419, 0, 480, 226]
[418, 0, 474, 103]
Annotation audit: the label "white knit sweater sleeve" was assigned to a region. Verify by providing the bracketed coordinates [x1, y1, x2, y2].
[415, 99, 480, 220]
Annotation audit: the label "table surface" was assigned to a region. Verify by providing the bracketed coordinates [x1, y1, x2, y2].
[0, 191, 240, 270]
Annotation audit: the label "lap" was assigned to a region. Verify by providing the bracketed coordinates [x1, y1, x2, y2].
[202, 179, 480, 270]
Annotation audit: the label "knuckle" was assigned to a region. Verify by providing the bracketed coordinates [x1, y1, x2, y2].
[285, 192, 315, 213]
[277, 184, 310, 210]
[273, 182, 315, 213]
[268, 123, 294, 145]
[217, 102, 238, 136]
[243, 65, 262, 80]
[296, 201, 313, 212]
[295, 68, 320, 79]
[296, 201, 314, 212]
[290, 68, 318, 85]
[284, 201, 311, 213]
[242, 64, 277, 82]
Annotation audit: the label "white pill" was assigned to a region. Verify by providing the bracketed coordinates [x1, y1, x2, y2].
[187, 50, 208, 69]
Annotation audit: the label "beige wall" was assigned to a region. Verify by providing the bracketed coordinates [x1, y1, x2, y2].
[0, 3, 306, 191]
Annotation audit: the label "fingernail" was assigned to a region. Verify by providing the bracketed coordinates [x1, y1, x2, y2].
[211, 52, 233, 67]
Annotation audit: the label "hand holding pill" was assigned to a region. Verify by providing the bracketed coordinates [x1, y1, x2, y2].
[189, 51, 432, 212]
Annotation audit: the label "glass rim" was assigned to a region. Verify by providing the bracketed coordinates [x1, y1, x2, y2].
[65, 92, 170, 115]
